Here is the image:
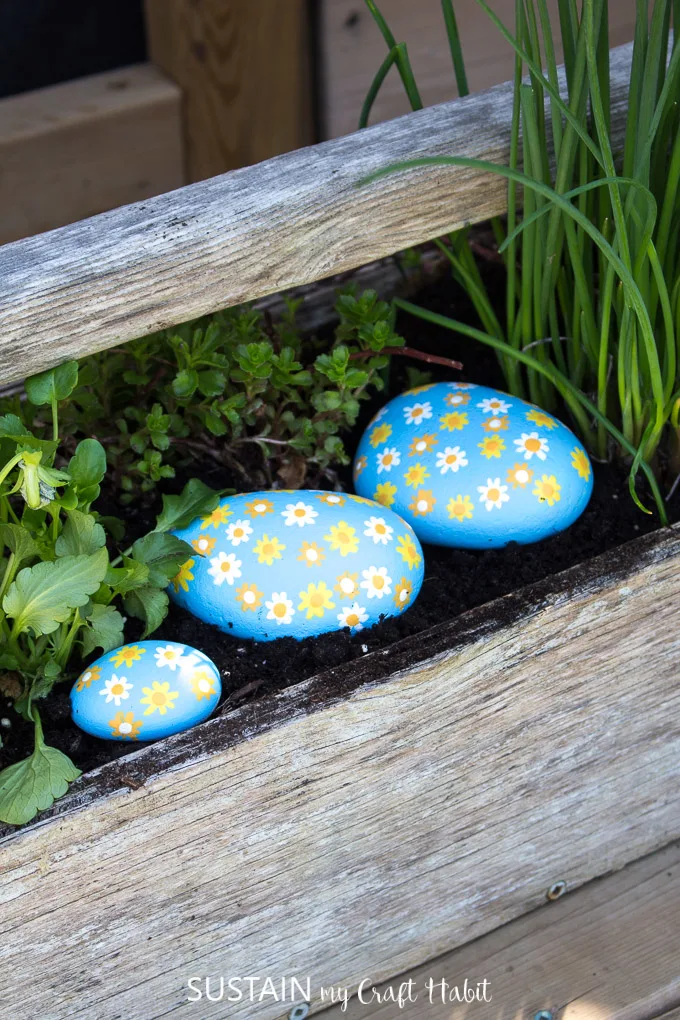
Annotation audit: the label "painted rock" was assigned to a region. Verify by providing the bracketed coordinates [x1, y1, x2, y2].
[353, 382, 593, 549]
[70, 640, 221, 741]
[168, 490, 424, 641]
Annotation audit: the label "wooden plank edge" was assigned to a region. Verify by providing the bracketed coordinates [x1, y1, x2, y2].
[2, 517, 678, 843]
[0, 42, 633, 385]
[314, 841, 680, 1020]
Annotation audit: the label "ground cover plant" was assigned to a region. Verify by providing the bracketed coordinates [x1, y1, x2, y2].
[362, 0, 680, 520]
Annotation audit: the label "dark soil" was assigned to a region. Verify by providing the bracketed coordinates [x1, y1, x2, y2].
[2, 267, 678, 777]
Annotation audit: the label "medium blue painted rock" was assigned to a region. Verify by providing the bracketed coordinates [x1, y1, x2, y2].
[352, 382, 593, 549]
[70, 640, 221, 741]
[168, 490, 424, 641]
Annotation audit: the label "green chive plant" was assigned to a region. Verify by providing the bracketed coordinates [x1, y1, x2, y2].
[362, 0, 680, 520]
[0, 361, 222, 825]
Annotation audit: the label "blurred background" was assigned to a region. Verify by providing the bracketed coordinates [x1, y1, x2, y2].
[0, 0, 637, 245]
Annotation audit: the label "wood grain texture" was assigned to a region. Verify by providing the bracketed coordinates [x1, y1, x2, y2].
[0, 65, 184, 245]
[318, 843, 680, 1019]
[145, 0, 312, 181]
[1, 525, 679, 1020]
[320, 0, 637, 137]
[0, 42, 634, 387]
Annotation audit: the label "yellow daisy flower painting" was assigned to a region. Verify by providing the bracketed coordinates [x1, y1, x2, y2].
[439, 411, 469, 432]
[298, 581, 335, 619]
[373, 481, 397, 507]
[396, 533, 422, 570]
[140, 680, 179, 716]
[200, 505, 233, 530]
[335, 571, 360, 599]
[190, 668, 218, 701]
[447, 495, 474, 522]
[408, 433, 438, 456]
[109, 644, 146, 669]
[478, 435, 506, 459]
[244, 497, 275, 518]
[171, 558, 195, 593]
[444, 390, 470, 408]
[254, 534, 286, 565]
[571, 447, 591, 480]
[409, 489, 436, 517]
[324, 522, 359, 556]
[354, 455, 368, 476]
[298, 541, 326, 567]
[394, 577, 413, 610]
[533, 475, 562, 506]
[526, 408, 558, 430]
[403, 462, 430, 488]
[369, 422, 392, 447]
[235, 582, 264, 611]
[316, 492, 346, 507]
[481, 414, 509, 433]
[109, 711, 143, 740]
[506, 463, 534, 489]
[75, 665, 102, 691]
[191, 535, 216, 556]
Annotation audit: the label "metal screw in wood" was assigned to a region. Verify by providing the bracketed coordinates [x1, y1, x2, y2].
[289, 1004, 310, 1020]
[534, 1011, 554, 1020]
[546, 880, 568, 901]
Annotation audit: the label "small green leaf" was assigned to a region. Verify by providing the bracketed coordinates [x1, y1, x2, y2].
[3, 548, 109, 636]
[172, 369, 199, 399]
[0, 712, 81, 825]
[105, 556, 150, 595]
[81, 604, 125, 656]
[154, 478, 223, 533]
[68, 439, 107, 506]
[55, 510, 107, 557]
[131, 532, 193, 586]
[0, 523, 39, 567]
[124, 585, 169, 637]
[197, 369, 226, 397]
[25, 361, 79, 406]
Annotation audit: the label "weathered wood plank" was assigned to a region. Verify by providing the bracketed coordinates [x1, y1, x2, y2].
[0, 65, 184, 245]
[320, 0, 636, 137]
[1, 524, 679, 1020]
[145, 0, 313, 182]
[318, 843, 680, 1019]
[0, 42, 634, 386]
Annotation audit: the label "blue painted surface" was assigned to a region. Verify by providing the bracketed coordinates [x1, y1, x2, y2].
[353, 382, 593, 549]
[70, 640, 221, 741]
[168, 491, 424, 641]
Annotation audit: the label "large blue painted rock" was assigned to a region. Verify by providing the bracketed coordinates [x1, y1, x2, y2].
[168, 490, 424, 641]
[352, 382, 593, 549]
[70, 640, 221, 741]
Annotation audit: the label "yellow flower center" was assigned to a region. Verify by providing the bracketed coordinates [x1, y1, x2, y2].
[152, 692, 166, 706]
[543, 484, 555, 498]
[346, 613, 359, 627]
[273, 603, 287, 618]
[375, 523, 386, 534]
[221, 561, 232, 573]
[373, 576, 385, 590]
[234, 528, 243, 538]
[111, 683, 124, 695]
[295, 508, 306, 517]
[526, 438, 541, 452]
[412, 405, 423, 416]
[383, 454, 393, 466]
[338, 531, 350, 543]
[446, 455, 456, 464]
[488, 488, 500, 501]
[263, 543, 273, 556]
[310, 592, 325, 607]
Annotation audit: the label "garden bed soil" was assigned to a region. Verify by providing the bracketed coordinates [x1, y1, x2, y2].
[2, 270, 678, 777]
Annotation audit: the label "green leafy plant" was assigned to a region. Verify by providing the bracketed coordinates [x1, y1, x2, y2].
[0, 362, 221, 825]
[361, 0, 680, 520]
[40, 291, 420, 500]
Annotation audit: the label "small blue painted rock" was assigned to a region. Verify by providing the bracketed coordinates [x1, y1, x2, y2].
[168, 490, 424, 641]
[70, 640, 221, 741]
[352, 382, 593, 549]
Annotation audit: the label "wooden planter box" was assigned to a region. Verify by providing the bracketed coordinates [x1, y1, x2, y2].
[1, 41, 678, 1020]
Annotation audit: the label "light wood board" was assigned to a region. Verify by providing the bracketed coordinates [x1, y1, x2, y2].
[1, 525, 679, 1019]
[145, 0, 312, 182]
[320, 0, 637, 138]
[0, 42, 634, 386]
[0, 64, 184, 245]
[318, 843, 680, 1019]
